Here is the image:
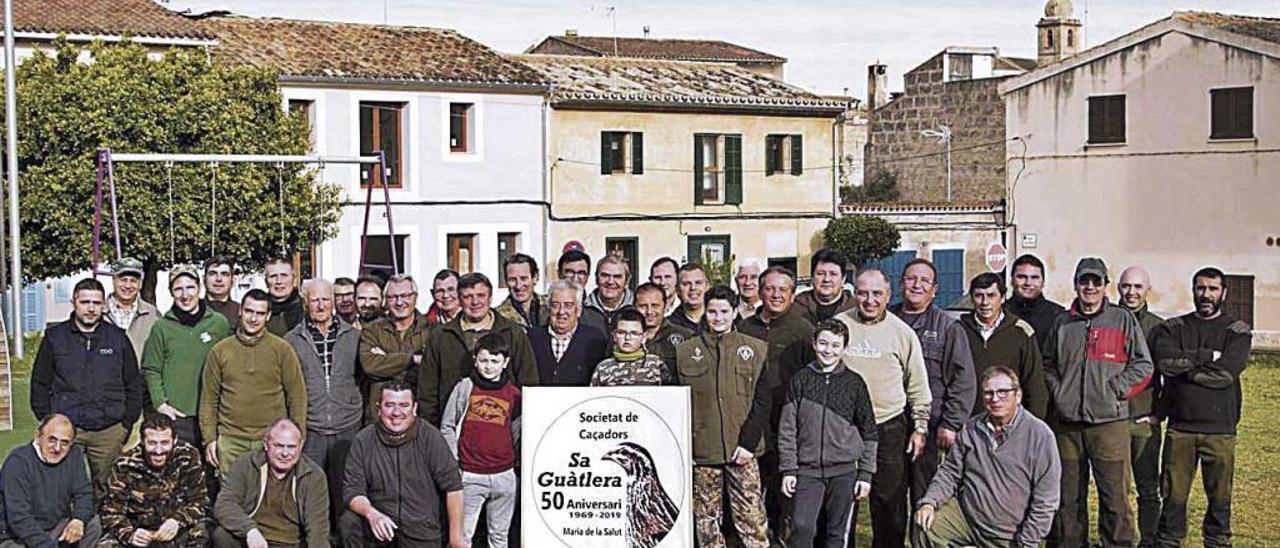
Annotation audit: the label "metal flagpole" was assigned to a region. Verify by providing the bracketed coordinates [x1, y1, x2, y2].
[4, 0, 23, 358]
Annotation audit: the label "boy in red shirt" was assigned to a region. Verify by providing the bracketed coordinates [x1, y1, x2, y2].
[440, 334, 522, 548]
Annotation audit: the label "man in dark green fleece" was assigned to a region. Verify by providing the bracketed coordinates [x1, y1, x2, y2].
[213, 418, 328, 547]
[264, 257, 304, 336]
[739, 266, 814, 540]
[200, 289, 307, 477]
[143, 265, 233, 445]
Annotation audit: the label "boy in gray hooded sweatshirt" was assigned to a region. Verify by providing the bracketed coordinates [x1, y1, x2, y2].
[778, 319, 879, 548]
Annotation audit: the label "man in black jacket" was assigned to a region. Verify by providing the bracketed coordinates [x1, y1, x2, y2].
[1151, 267, 1252, 548]
[1003, 254, 1064, 348]
[264, 256, 304, 336]
[31, 278, 143, 499]
[958, 272, 1049, 419]
[1117, 265, 1165, 547]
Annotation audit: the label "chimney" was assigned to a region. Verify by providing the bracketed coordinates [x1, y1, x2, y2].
[565, 28, 578, 37]
[867, 63, 888, 111]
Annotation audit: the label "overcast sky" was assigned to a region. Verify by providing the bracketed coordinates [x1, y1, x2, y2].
[166, 0, 1273, 98]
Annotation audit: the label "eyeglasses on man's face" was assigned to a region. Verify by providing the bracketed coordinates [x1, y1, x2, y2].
[982, 388, 1019, 401]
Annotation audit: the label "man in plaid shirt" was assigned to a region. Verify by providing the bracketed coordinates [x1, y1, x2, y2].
[284, 278, 364, 522]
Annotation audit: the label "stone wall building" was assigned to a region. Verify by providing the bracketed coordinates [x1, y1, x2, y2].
[860, 1, 1084, 204]
[863, 48, 1035, 202]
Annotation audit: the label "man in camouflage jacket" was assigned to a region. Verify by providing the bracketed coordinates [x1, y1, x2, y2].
[100, 414, 209, 547]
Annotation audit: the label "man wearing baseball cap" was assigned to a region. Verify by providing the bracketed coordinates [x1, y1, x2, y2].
[1041, 257, 1154, 548]
[104, 257, 160, 362]
[141, 265, 233, 446]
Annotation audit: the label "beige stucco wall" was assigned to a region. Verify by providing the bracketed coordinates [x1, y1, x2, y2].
[548, 218, 829, 279]
[1005, 30, 1280, 345]
[547, 108, 837, 276]
[549, 109, 836, 216]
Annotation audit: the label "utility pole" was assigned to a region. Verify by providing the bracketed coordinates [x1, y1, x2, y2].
[4, 0, 22, 357]
[922, 125, 953, 202]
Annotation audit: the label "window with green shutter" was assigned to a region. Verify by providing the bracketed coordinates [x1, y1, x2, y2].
[790, 134, 803, 175]
[600, 131, 644, 175]
[766, 134, 803, 176]
[725, 134, 742, 205]
[694, 133, 741, 205]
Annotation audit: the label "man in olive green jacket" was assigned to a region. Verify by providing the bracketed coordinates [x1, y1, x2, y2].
[418, 273, 538, 426]
[359, 275, 432, 420]
[676, 286, 774, 548]
[494, 253, 549, 329]
[212, 419, 328, 548]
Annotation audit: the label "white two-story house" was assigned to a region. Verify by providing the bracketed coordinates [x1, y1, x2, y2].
[207, 16, 549, 291]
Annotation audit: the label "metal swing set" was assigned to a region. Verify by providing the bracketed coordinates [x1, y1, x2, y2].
[90, 148, 403, 277]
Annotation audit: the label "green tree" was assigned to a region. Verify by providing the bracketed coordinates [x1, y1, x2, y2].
[6, 39, 341, 300]
[841, 168, 901, 203]
[697, 251, 735, 288]
[822, 216, 900, 268]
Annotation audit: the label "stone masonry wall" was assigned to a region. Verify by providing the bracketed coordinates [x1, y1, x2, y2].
[864, 54, 1008, 202]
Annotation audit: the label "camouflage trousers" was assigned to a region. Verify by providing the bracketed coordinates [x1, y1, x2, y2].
[99, 525, 208, 548]
[693, 460, 769, 548]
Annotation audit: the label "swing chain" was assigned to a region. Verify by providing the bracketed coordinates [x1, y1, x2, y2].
[164, 161, 175, 264]
[209, 162, 220, 257]
[275, 162, 287, 255]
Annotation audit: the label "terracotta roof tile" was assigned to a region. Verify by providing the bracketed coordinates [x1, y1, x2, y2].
[512, 54, 843, 113]
[1175, 11, 1280, 45]
[840, 200, 1005, 213]
[203, 16, 547, 89]
[0, 0, 212, 40]
[528, 35, 785, 63]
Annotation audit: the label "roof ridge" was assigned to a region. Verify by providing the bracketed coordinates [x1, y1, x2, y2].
[205, 13, 454, 34]
[512, 52, 746, 69]
[547, 34, 784, 61]
[1174, 10, 1280, 22]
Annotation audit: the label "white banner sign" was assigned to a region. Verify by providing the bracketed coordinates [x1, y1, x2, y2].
[522, 386, 693, 548]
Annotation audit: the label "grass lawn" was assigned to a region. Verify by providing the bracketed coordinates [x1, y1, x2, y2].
[845, 355, 1280, 546]
[3, 356, 1278, 546]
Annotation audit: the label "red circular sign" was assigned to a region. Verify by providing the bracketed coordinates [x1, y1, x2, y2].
[986, 242, 1008, 272]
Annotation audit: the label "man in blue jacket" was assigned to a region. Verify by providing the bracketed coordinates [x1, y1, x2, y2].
[30, 278, 144, 499]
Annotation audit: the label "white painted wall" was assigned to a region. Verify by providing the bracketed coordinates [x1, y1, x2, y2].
[284, 85, 546, 296]
[1005, 29, 1280, 344]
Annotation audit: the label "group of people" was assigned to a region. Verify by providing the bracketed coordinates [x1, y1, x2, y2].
[0, 244, 1250, 548]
